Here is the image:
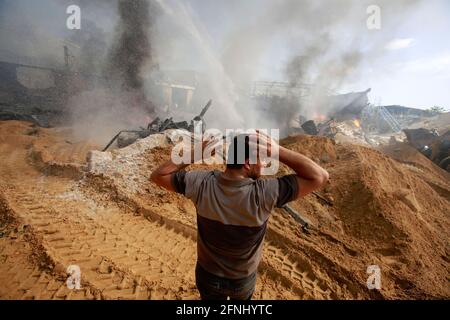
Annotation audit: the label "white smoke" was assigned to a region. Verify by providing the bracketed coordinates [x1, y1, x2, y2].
[149, 0, 425, 127]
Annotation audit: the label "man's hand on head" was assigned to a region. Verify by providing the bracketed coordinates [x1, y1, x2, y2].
[247, 130, 280, 158]
[249, 129, 329, 200]
[150, 133, 221, 192]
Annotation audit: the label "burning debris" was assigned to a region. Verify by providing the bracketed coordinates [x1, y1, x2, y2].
[102, 100, 212, 151]
[301, 120, 319, 136]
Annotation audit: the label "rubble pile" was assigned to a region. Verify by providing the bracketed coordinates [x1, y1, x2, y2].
[290, 103, 449, 163]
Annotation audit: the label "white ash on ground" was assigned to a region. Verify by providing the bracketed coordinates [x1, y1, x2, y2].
[85, 129, 200, 194]
[87, 133, 171, 194]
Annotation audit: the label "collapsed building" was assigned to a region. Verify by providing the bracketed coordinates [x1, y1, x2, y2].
[248, 80, 449, 170]
[322, 88, 371, 121]
[250, 82, 371, 137]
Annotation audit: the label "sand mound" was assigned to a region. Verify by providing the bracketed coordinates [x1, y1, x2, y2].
[0, 121, 448, 299]
[280, 135, 449, 298]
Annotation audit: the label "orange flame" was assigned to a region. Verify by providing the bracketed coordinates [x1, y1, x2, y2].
[313, 113, 327, 122]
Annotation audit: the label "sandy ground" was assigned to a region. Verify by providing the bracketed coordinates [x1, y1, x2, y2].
[0, 120, 448, 300]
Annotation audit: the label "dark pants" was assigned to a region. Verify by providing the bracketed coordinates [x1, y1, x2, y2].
[195, 263, 257, 300]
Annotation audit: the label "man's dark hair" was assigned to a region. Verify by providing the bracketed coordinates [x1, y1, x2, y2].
[226, 134, 251, 169]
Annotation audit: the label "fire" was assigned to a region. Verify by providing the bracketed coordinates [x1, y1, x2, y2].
[313, 113, 327, 122]
[353, 119, 361, 128]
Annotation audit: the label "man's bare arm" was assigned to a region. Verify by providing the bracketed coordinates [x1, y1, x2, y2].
[150, 137, 217, 192]
[254, 130, 329, 199]
[150, 160, 188, 192]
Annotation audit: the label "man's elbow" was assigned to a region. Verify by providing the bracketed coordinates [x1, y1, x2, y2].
[150, 171, 161, 185]
[313, 169, 329, 189]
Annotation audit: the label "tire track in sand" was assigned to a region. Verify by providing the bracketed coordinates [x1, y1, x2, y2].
[0, 142, 196, 299]
[0, 139, 295, 299]
[6, 184, 198, 299]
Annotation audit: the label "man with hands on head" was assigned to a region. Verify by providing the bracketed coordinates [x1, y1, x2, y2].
[151, 130, 329, 300]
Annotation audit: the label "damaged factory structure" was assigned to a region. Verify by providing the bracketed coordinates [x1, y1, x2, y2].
[0, 0, 449, 303]
[250, 81, 449, 171]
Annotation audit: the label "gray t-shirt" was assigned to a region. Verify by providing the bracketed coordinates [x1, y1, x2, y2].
[172, 170, 298, 279]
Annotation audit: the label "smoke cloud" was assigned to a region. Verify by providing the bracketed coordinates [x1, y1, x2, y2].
[0, 0, 429, 141]
[108, 0, 157, 92]
[68, 0, 158, 143]
[217, 0, 423, 121]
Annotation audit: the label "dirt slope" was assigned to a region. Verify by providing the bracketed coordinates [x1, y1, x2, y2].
[0, 121, 448, 299]
[279, 135, 449, 298]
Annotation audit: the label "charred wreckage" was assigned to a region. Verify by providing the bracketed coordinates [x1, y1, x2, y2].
[102, 100, 212, 151]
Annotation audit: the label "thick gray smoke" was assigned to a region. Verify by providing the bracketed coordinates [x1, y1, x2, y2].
[0, 1, 68, 68]
[218, 0, 423, 121]
[67, 0, 159, 143]
[67, 20, 108, 75]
